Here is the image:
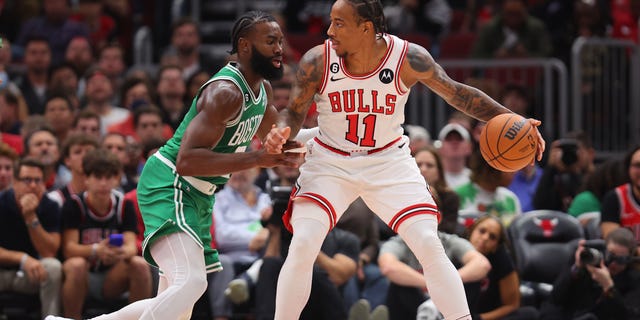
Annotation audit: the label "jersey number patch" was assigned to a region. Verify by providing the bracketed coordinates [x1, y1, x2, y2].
[345, 114, 377, 147]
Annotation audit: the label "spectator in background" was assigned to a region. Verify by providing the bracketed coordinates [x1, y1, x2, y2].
[16, 37, 51, 115]
[405, 124, 432, 154]
[72, 109, 102, 140]
[600, 146, 640, 247]
[533, 131, 595, 212]
[97, 44, 126, 97]
[540, 227, 640, 320]
[214, 166, 271, 267]
[272, 81, 292, 112]
[471, 0, 551, 59]
[568, 159, 626, 222]
[133, 105, 166, 145]
[59, 149, 152, 319]
[47, 133, 99, 208]
[0, 36, 21, 93]
[415, 146, 461, 235]
[467, 215, 539, 320]
[456, 150, 522, 226]
[164, 17, 218, 80]
[83, 67, 128, 134]
[16, 0, 89, 64]
[108, 76, 173, 142]
[186, 69, 211, 101]
[0, 88, 25, 135]
[100, 132, 136, 193]
[23, 127, 64, 190]
[69, 0, 116, 51]
[378, 231, 490, 320]
[502, 84, 542, 212]
[43, 92, 76, 145]
[0, 157, 63, 318]
[0, 142, 17, 191]
[155, 65, 187, 131]
[64, 36, 95, 80]
[48, 62, 81, 109]
[438, 123, 473, 189]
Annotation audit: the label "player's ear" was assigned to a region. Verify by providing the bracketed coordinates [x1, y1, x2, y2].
[238, 37, 250, 54]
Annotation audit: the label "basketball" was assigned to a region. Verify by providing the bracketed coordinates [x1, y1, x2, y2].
[479, 113, 537, 172]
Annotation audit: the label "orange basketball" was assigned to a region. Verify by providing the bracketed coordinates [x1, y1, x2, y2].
[479, 113, 537, 172]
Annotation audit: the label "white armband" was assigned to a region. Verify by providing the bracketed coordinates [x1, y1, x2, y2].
[294, 127, 319, 144]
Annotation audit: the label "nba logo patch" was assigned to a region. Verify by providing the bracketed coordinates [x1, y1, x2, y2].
[379, 69, 393, 84]
[244, 93, 250, 102]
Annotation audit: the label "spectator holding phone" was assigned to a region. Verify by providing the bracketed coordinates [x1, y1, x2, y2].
[59, 149, 152, 319]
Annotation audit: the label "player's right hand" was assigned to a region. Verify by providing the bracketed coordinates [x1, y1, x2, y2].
[264, 125, 291, 153]
[256, 148, 303, 168]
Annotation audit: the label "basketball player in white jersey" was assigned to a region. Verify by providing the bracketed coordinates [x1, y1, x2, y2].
[264, 1, 546, 319]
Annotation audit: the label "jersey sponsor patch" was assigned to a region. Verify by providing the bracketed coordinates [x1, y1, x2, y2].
[379, 69, 394, 84]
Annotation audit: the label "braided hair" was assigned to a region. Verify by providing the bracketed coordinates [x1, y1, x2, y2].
[230, 11, 277, 55]
[345, 0, 387, 38]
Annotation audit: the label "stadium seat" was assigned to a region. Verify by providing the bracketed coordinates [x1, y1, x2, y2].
[577, 211, 602, 240]
[507, 210, 584, 307]
[439, 32, 477, 59]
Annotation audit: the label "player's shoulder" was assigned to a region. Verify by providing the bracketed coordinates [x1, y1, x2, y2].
[300, 44, 326, 66]
[200, 79, 244, 103]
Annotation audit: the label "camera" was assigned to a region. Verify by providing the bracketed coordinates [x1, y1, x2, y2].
[266, 183, 293, 227]
[579, 239, 605, 267]
[556, 138, 579, 167]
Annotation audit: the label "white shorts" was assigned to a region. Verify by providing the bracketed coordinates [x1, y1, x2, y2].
[288, 135, 440, 233]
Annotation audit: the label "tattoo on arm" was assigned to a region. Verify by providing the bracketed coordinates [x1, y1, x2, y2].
[407, 44, 433, 73]
[281, 47, 324, 135]
[448, 82, 508, 121]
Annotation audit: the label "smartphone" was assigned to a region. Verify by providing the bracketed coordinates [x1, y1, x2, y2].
[109, 234, 123, 247]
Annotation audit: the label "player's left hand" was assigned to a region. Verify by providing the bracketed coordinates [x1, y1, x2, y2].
[528, 118, 545, 163]
[264, 125, 291, 154]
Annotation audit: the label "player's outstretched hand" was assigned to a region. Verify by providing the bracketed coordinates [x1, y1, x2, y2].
[528, 118, 545, 163]
[256, 148, 304, 168]
[264, 125, 291, 154]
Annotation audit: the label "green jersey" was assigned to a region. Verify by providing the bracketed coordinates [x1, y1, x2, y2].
[158, 62, 267, 186]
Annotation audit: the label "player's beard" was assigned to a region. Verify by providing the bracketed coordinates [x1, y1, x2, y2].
[251, 45, 283, 81]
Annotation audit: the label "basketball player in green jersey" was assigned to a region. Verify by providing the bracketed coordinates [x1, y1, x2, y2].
[46, 11, 302, 320]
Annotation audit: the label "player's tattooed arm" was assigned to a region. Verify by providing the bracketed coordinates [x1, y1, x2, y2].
[279, 45, 325, 137]
[404, 43, 511, 122]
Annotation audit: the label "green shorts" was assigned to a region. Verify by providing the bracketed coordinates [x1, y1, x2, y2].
[138, 155, 222, 273]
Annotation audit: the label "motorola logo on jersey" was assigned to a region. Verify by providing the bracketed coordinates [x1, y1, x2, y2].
[330, 63, 340, 73]
[379, 69, 394, 84]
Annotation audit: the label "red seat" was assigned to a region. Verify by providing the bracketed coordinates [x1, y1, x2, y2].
[439, 32, 477, 59]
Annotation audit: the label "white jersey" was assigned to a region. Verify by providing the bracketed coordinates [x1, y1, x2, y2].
[315, 34, 410, 153]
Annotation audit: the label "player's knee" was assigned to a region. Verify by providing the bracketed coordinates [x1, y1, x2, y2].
[183, 270, 208, 297]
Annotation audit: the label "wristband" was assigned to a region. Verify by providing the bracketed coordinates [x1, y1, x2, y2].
[90, 243, 98, 259]
[16, 253, 28, 277]
[27, 218, 40, 229]
[19, 253, 28, 270]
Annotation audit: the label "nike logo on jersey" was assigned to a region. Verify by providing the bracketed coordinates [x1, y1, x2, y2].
[330, 75, 346, 81]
